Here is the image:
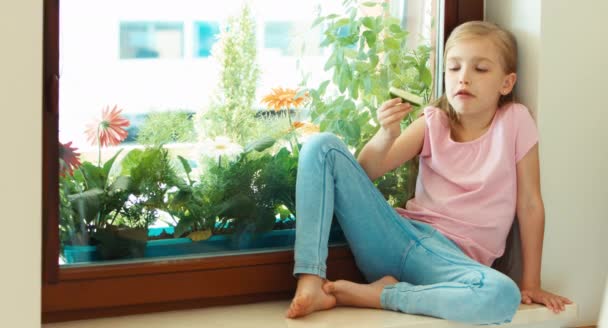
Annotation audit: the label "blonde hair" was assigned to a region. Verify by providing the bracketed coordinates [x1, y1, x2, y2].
[431, 21, 518, 122]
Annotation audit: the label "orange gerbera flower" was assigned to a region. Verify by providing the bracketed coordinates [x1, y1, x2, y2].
[85, 105, 130, 147]
[59, 141, 81, 176]
[261, 87, 308, 111]
[292, 121, 320, 135]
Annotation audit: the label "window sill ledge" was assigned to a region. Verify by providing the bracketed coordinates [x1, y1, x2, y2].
[42, 300, 579, 328]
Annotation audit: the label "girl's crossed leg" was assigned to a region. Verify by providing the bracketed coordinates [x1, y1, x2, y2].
[288, 133, 423, 318]
[287, 133, 521, 324]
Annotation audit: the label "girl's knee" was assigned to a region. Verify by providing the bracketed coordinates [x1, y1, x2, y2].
[480, 271, 521, 323]
[301, 132, 346, 157]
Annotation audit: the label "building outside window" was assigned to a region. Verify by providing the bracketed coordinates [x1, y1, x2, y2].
[120, 21, 184, 59]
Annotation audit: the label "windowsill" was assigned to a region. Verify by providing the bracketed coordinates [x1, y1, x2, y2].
[42, 300, 578, 328]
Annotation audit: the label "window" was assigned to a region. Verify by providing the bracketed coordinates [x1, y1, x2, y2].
[194, 21, 220, 57]
[43, 0, 483, 322]
[120, 22, 184, 59]
[264, 21, 294, 55]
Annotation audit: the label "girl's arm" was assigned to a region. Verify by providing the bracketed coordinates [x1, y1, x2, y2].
[516, 144, 572, 313]
[357, 100, 425, 180]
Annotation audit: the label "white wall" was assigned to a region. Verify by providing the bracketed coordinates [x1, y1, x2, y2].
[486, 0, 608, 326]
[0, 0, 42, 327]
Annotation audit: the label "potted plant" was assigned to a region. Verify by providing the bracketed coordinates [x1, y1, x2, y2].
[302, 0, 433, 205]
[59, 105, 178, 261]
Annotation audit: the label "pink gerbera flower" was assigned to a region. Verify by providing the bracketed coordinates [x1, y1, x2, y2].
[85, 105, 130, 147]
[59, 141, 81, 176]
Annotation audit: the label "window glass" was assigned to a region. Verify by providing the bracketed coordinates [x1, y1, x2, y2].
[58, 0, 437, 266]
[263, 21, 293, 55]
[120, 22, 184, 59]
[194, 21, 220, 57]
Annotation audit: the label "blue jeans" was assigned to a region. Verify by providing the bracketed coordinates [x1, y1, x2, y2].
[293, 133, 521, 325]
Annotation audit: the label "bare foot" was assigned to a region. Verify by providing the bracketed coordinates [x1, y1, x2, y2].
[371, 275, 399, 287]
[323, 275, 398, 309]
[286, 274, 337, 319]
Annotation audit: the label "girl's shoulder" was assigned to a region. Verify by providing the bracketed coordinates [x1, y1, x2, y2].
[497, 102, 537, 133]
[499, 102, 534, 120]
[422, 106, 450, 128]
[421, 103, 535, 132]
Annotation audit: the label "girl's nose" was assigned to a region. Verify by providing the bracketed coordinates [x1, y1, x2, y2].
[459, 69, 471, 85]
[459, 78, 470, 85]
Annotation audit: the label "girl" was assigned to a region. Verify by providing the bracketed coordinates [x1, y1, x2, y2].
[286, 21, 572, 324]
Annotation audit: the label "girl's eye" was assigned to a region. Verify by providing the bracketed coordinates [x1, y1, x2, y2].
[476, 67, 488, 72]
[448, 67, 460, 71]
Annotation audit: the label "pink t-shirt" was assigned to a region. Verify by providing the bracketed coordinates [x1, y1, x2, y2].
[396, 103, 538, 266]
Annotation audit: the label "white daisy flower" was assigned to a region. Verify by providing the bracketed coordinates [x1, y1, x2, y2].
[199, 136, 243, 160]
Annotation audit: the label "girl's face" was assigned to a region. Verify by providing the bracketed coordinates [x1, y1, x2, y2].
[445, 37, 516, 118]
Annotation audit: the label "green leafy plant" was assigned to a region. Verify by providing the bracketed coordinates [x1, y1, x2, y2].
[136, 111, 196, 146]
[118, 147, 179, 226]
[176, 136, 297, 243]
[59, 146, 184, 259]
[59, 150, 128, 245]
[302, 0, 433, 205]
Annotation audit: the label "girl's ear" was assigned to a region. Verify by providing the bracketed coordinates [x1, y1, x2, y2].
[501, 72, 517, 95]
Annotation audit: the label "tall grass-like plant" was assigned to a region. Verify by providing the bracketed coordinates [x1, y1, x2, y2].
[303, 0, 433, 205]
[198, 3, 260, 145]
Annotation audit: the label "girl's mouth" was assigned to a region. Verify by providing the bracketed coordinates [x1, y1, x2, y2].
[455, 90, 474, 97]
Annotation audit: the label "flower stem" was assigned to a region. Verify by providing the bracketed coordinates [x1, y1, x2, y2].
[286, 108, 300, 155]
[97, 126, 101, 167]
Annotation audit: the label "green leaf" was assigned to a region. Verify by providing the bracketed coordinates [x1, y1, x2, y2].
[363, 30, 376, 48]
[369, 53, 379, 68]
[335, 18, 350, 28]
[324, 51, 337, 71]
[353, 61, 368, 73]
[318, 80, 330, 95]
[320, 119, 330, 132]
[177, 155, 192, 175]
[320, 36, 333, 47]
[343, 48, 357, 59]
[384, 38, 401, 50]
[349, 79, 359, 99]
[343, 99, 356, 113]
[120, 149, 144, 176]
[68, 188, 104, 223]
[389, 24, 402, 34]
[361, 17, 375, 30]
[102, 149, 123, 178]
[244, 136, 276, 153]
[312, 16, 325, 28]
[421, 68, 432, 89]
[338, 67, 349, 93]
[363, 76, 372, 93]
[362, 1, 378, 7]
[79, 162, 105, 190]
[108, 176, 130, 193]
[389, 52, 400, 64]
[215, 193, 256, 219]
[295, 88, 308, 99]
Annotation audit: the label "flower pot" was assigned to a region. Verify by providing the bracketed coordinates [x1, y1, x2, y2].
[93, 227, 148, 260]
[61, 224, 346, 264]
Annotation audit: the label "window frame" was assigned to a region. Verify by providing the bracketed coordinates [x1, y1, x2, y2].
[42, 0, 483, 323]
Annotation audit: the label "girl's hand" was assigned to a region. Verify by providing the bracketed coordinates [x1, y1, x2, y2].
[377, 98, 413, 138]
[520, 287, 573, 313]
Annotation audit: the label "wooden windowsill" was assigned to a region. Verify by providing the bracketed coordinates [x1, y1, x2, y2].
[42, 301, 579, 328]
